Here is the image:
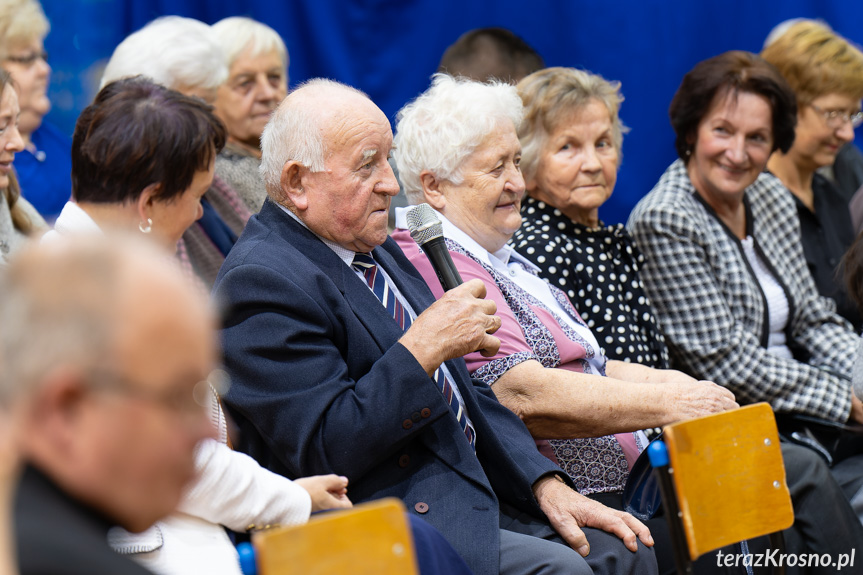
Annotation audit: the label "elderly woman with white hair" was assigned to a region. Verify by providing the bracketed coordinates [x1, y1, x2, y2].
[391, 74, 741, 572]
[212, 16, 288, 213]
[96, 16, 249, 286]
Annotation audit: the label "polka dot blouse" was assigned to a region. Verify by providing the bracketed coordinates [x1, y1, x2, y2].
[512, 196, 670, 368]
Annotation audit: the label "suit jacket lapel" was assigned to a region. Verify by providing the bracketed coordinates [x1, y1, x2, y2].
[339, 261, 406, 354]
[259, 200, 402, 353]
[372, 243, 436, 318]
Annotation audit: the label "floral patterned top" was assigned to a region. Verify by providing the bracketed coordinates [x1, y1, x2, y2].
[393, 209, 643, 495]
[512, 196, 669, 369]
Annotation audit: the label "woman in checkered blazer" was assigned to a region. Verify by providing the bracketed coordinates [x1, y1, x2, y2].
[628, 51, 863, 501]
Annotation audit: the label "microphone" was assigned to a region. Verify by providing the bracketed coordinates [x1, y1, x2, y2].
[406, 203, 463, 291]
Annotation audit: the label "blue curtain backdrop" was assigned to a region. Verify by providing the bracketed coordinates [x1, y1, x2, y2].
[41, 0, 863, 224]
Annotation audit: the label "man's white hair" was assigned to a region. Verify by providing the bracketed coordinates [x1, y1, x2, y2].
[259, 78, 369, 201]
[393, 73, 524, 205]
[100, 16, 228, 92]
[212, 16, 288, 72]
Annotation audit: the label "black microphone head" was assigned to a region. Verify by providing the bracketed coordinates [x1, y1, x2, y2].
[406, 203, 443, 246]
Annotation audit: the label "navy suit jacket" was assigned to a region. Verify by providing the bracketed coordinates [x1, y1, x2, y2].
[16, 464, 155, 575]
[214, 201, 564, 575]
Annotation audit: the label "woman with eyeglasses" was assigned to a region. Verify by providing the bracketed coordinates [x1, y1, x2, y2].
[761, 19, 863, 331]
[0, 0, 70, 222]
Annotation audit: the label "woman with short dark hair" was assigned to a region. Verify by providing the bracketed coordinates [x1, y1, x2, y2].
[45, 76, 226, 249]
[46, 76, 354, 575]
[629, 50, 855, 422]
[100, 16, 255, 286]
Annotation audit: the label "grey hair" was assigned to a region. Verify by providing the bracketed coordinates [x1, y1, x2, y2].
[212, 16, 288, 71]
[516, 67, 627, 186]
[0, 238, 134, 405]
[393, 73, 524, 205]
[100, 16, 228, 92]
[259, 78, 369, 201]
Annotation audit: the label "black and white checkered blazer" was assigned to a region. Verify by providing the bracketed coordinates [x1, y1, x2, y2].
[628, 159, 858, 423]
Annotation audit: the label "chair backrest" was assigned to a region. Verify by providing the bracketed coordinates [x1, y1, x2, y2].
[662, 402, 794, 560]
[250, 497, 419, 575]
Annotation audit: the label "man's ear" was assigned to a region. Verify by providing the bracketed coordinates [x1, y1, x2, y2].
[280, 161, 308, 211]
[420, 171, 446, 210]
[20, 370, 90, 456]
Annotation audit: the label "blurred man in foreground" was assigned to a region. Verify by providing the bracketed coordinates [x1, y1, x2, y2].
[3, 237, 216, 574]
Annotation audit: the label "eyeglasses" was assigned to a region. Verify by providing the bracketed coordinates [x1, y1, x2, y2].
[809, 103, 863, 129]
[3, 50, 48, 67]
[90, 368, 230, 422]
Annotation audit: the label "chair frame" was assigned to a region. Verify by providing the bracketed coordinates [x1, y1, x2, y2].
[648, 402, 794, 574]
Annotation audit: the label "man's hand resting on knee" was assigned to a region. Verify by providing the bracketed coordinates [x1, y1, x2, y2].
[532, 475, 654, 557]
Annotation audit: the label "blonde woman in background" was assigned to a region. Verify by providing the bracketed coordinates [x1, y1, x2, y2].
[0, 68, 44, 264]
[0, 0, 70, 221]
[761, 20, 863, 330]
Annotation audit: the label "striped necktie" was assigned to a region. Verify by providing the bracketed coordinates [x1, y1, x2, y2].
[352, 253, 476, 450]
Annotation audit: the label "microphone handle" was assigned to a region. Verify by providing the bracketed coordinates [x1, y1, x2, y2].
[421, 236, 463, 291]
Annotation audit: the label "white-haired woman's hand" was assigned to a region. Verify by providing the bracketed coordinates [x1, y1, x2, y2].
[604, 360, 737, 423]
[658, 380, 739, 424]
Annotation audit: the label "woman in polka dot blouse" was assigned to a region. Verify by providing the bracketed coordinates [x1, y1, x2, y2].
[511, 67, 669, 369]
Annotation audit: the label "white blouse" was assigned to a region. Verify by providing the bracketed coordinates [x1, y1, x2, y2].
[741, 236, 793, 360]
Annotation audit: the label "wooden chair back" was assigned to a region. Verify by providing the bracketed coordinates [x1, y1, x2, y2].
[663, 402, 794, 560]
[250, 497, 418, 575]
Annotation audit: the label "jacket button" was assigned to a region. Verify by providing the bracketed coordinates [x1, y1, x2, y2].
[398, 454, 410, 468]
[420, 408, 431, 418]
[411, 411, 422, 422]
[402, 419, 413, 430]
[414, 502, 429, 514]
